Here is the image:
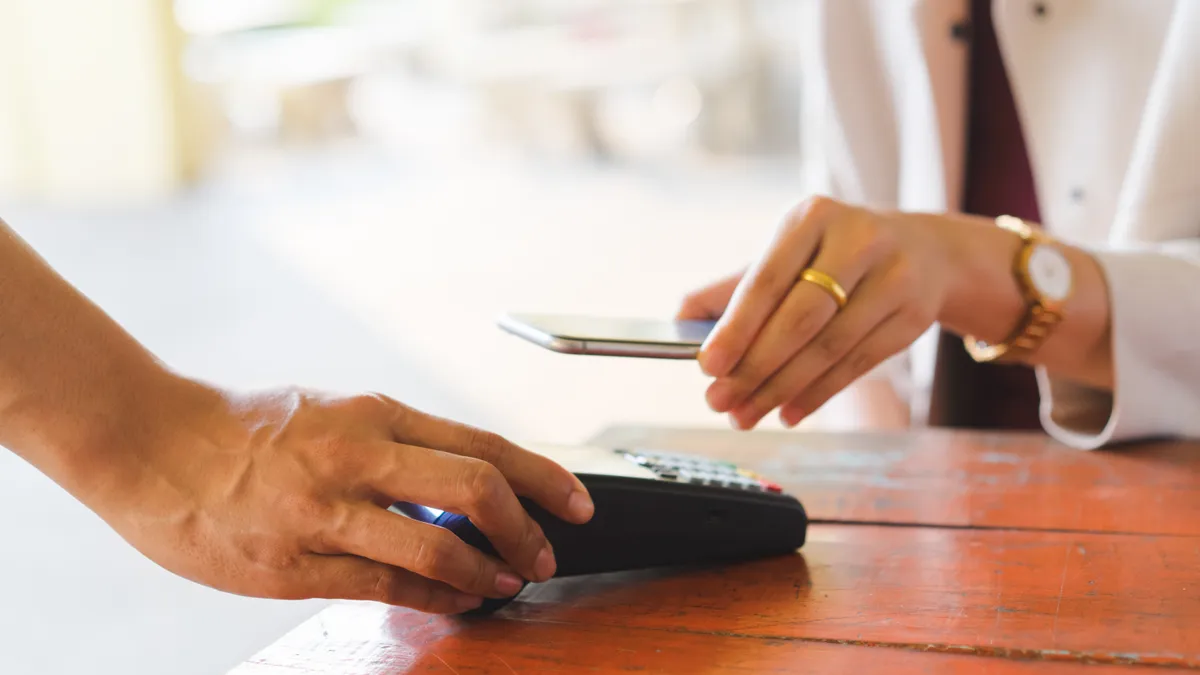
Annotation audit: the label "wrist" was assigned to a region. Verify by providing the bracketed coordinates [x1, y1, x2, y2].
[935, 213, 1027, 343]
[5, 358, 229, 513]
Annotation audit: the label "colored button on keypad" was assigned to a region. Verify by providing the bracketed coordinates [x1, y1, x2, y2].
[616, 449, 786, 494]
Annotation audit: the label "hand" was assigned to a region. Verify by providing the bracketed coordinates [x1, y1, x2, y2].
[680, 196, 964, 430]
[84, 378, 594, 614]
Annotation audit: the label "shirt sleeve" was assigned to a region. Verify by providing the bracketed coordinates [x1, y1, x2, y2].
[1037, 244, 1200, 449]
[1035, 0, 1200, 450]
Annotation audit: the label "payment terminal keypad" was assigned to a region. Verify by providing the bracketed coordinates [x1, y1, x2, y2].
[616, 449, 784, 493]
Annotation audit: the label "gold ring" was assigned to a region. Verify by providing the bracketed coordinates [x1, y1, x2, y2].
[799, 268, 848, 308]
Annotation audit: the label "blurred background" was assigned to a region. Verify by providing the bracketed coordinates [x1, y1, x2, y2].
[0, 1, 870, 673]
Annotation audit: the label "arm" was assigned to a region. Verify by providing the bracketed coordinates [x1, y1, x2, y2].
[686, 0, 1200, 445]
[680, 197, 1200, 448]
[936, 212, 1114, 390]
[0, 218, 593, 612]
[1031, 242, 1200, 447]
[940, 219, 1200, 448]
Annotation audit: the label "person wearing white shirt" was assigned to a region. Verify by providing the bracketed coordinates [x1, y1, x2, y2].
[679, 0, 1200, 449]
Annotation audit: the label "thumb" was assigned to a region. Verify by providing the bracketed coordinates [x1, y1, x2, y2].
[677, 270, 745, 320]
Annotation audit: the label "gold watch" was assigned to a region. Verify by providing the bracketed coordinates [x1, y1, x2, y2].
[963, 215, 1074, 363]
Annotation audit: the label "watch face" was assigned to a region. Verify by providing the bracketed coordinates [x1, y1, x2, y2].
[1028, 244, 1072, 302]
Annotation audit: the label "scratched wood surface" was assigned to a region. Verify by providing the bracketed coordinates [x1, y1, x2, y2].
[231, 524, 1200, 673]
[230, 429, 1200, 674]
[590, 426, 1200, 536]
[498, 524, 1200, 668]
[228, 602, 1166, 675]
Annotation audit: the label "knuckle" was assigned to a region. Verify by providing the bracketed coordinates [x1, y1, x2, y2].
[469, 549, 495, 591]
[530, 519, 547, 544]
[732, 355, 769, 388]
[414, 528, 491, 593]
[848, 219, 891, 260]
[315, 501, 357, 548]
[408, 581, 442, 613]
[278, 491, 331, 530]
[786, 308, 825, 341]
[466, 427, 512, 464]
[347, 392, 391, 421]
[893, 303, 934, 339]
[795, 194, 836, 221]
[305, 436, 361, 479]
[813, 326, 847, 360]
[887, 255, 917, 290]
[678, 293, 714, 320]
[847, 347, 881, 378]
[463, 461, 509, 512]
[279, 386, 318, 414]
[239, 539, 303, 579]
[368, 568, 431, 609]
[382, 395, 416, 429]
[906, 305, 937, 333]
[366, 567, 398, 603]
[680, 290, 705, 310]
[410, 533, 457, 579]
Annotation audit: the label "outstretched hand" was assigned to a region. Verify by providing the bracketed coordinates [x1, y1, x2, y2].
[679, 196, 962, 429]
[87, 380, 594, 614]
[0, 217, 595, 616]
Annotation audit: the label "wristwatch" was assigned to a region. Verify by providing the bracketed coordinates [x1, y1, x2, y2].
[963, 215, 1074, 363]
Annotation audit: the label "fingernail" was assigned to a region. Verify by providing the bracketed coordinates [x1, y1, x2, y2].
[496, 572, 524, 596]
[730, 413, 756, 431]
[457, 595, 484, 611]
[535, 546, 556, 581]
[782, 408, 804, 428]
[707, 381, 734, 412]
[568, 489, 594, 522]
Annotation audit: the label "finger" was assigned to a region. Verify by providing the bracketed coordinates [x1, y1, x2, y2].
[779, 307, 930, 427]
[330, 503, 532, 599]
[724, 267, 901, 427]
[705, 227, 875, 415]
[361, 441, 555, 583]
[375, 397, 593, 525]
[302, 554, 484, 614]
[698, 197, 836, 378]
[676, 270, 745, 320]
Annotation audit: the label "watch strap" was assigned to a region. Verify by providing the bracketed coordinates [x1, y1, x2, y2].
[963, 215, 1064, 364]
[964, 302, 1063, 363]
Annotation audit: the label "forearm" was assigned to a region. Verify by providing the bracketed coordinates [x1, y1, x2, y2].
[934, 213, 1114, 390]
[0, 219, 196, 503]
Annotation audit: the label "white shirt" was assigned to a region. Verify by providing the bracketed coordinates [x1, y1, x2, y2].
[805, 0, 1200, 448]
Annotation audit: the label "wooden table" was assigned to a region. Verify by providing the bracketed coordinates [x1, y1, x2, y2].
[229, 427, 1200, 673]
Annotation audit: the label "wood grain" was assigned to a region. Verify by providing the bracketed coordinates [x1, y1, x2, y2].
[499, 524, 1200, 667]
[230, 428, 1200, 674]
[590, 426, 1200, 535]
[229, 602, 1166, 675]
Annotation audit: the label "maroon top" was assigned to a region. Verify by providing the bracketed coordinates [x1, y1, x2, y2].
[927, 0, 1043, 430]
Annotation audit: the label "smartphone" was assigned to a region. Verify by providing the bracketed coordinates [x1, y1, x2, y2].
[498, 313, 717, 359]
